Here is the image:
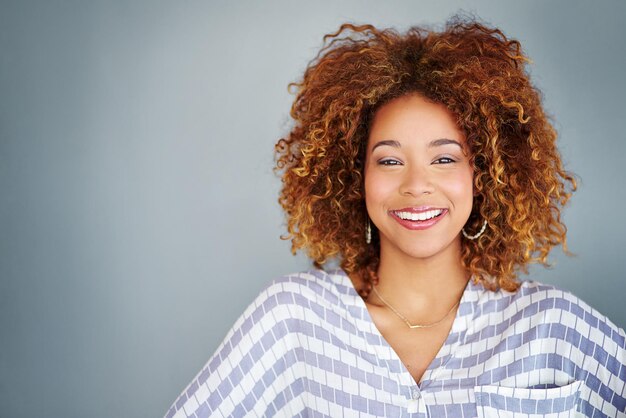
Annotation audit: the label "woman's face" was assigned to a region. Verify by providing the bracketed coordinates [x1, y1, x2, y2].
[364, 94, 474, 263]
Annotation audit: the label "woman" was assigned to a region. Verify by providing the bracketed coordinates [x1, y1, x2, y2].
[167, 17, 626, 417]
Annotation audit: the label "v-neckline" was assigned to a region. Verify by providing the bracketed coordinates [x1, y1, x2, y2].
[334, 269, 476, 389]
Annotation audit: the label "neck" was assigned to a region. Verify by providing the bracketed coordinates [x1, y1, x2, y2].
[371, 239, 469, 318]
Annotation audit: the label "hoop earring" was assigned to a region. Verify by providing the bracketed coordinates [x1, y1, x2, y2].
[462, 219, 487, 240]
[366, 220, 372, 244]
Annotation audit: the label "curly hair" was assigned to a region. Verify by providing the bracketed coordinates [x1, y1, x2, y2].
[275, 16, 576, 296]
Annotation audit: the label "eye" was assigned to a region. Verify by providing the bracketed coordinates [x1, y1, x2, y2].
[377, 158, 403, 166]
[433, 157, 456, 164]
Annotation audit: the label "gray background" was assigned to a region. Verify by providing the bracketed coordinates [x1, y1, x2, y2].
[1, 1, 624, 417]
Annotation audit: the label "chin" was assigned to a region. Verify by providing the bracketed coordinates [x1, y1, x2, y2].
[385, 238, 461, 262]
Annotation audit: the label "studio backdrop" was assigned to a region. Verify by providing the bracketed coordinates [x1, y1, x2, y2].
[1, 1, 624, 417]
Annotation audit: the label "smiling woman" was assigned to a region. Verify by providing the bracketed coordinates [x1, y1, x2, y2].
[166, 16, 626, 418]
[365, 95, 474, 268]
[363, 95, 476, 385]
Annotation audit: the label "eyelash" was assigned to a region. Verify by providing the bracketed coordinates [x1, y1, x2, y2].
[433, 157, 456, 164]
[378, 158, 402, 166]
[377, 157, 456, 166]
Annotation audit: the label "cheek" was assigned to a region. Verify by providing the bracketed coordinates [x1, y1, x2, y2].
[447, 170, 474, 208]
[364, 174, 377, 209]
[364, 171, 392, 211]
[435, 165, 473, 196]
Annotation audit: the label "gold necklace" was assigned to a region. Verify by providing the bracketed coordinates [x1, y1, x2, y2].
[371, 285, 460, 329]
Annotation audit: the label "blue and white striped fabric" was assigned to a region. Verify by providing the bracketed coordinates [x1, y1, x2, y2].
[167, 269, 626, 417]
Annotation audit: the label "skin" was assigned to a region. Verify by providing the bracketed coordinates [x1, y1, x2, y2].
[363, 93, 474, 384]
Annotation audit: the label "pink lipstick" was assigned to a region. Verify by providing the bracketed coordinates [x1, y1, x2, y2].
[389, 207, 447, 230]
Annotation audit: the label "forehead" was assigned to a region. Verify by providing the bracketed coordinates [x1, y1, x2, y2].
[368, 94, 465, 146]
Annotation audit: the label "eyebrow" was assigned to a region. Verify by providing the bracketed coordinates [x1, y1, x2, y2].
[371, 140, 401, 151]
[428, 138, 463, 149]
[371, 138, 463, 151]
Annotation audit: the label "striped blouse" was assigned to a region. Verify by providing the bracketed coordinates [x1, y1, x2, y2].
[166, 269, 626, 417]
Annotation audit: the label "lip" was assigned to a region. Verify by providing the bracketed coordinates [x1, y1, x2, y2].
[389, 207, 448, 230]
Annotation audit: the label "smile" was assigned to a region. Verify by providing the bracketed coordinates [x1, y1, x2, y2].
[393, 209, 444, 221]
[389, 208, 447, 230]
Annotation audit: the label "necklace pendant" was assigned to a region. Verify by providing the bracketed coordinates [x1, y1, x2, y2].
[373, 285, 460, 330]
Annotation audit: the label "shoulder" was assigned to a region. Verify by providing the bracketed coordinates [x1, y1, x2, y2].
[231, 269, 356, 332]
[473, 279, 626, 362]
[250, 269, 354, 313]
[263, 269, 349, 301]
[165, 270, 352, 418]
[502, 281, 622, 341]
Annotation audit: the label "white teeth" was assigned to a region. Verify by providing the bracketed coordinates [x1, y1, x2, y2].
[395, 210, 443, 221]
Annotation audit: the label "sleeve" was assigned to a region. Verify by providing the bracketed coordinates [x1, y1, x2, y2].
[164, 277, 309, 418]
[568, 296, 626, 417]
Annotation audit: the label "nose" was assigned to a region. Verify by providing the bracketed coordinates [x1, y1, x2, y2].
[398, 164, 435, 196]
